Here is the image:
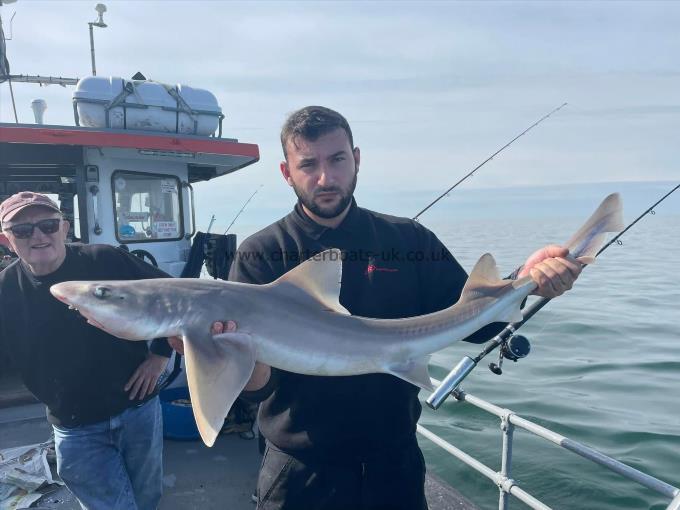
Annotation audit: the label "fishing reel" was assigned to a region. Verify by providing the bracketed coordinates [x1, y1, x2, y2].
[427, 333, 532, 410]
[488, 334, 531, 375]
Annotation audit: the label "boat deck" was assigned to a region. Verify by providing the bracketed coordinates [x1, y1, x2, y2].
[0, 402, 477, 510]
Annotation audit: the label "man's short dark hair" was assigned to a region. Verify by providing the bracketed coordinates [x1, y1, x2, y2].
[280, 106, 354, 159]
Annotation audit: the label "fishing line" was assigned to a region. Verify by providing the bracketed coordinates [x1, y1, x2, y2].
[594, 183, 680, 257]
[427, 182, 680, 409]
[412, 103, 568, 222]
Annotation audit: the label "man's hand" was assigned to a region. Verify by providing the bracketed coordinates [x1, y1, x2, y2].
[168, 321, 238, 355]
[169, 321, 271, 393]
[125, 353, 170, 400]
[518, 244, 582, 299]
[168, 336, 185, 354]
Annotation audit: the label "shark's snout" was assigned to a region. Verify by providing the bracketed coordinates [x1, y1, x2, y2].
[50, 280, 167, 341]
[50, 282, 81, 306]
[50, 286, 69, 304]
[51, 281, 101, 305]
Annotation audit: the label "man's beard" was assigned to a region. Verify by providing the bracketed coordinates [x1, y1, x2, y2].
[293, 169, 358, 219]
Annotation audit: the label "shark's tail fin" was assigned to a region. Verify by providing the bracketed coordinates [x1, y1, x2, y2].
[565, 193, 624, 264]
[459, 253, 534, 324]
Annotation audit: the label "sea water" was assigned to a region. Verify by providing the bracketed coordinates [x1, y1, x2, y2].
[413, 182, 680, 510]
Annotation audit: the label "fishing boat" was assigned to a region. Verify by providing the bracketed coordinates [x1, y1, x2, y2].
[1, 3, 678, 510]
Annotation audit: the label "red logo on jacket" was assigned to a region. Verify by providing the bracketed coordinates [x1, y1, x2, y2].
[365, 264, 399, 276]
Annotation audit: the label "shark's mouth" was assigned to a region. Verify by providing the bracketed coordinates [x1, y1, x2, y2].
[80, 311, 113, 334]
[69, 306, 116, 335]
[84, 315, 108, 332]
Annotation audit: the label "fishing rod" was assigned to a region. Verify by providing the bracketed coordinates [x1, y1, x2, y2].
[427, 182, 680, 410]
[224, 185, 263, 235]
[413, 102, 568, 222]
[206, 214, 216, 234]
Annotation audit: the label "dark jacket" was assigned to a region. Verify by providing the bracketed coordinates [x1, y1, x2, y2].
[229, 201, 504, 460]
[0, 244, 171, 427]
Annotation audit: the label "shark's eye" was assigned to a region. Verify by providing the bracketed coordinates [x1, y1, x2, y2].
[93, 286, 112, 299]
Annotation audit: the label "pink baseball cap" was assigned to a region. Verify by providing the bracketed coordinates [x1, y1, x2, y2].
[0, 192, 61, 225]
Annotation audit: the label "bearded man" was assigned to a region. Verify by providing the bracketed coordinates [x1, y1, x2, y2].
[174, 106, 582, 510]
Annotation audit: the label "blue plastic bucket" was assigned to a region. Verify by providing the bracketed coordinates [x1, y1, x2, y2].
[159, 386, 200, 441]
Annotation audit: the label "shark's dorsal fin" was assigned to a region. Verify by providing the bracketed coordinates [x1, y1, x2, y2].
[466, 252, 501, 285]
[270, 248, 350, 315]
[458, 253, 528, 323]
[460, 252, 504, 302]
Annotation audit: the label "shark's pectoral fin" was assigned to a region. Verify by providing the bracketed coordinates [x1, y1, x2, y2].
[182, 331, 256, 447]
[387, 356, 434, 391]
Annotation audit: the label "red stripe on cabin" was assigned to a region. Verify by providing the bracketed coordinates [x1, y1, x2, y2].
[0, 125, 259, 159]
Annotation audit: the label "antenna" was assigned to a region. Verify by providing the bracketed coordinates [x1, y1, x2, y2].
[0, 5, 17, 121]
[0, 6, 13, 77]
[1, 2, 77, 87]
[94, 3, 107, 26]
[88, 3, 108, 76]
[1, 11, 15, 41]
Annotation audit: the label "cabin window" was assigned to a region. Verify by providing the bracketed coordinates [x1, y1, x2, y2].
[112, 171, 184, 243]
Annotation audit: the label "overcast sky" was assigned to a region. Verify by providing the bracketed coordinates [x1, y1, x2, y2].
[1, 1, 678, 226]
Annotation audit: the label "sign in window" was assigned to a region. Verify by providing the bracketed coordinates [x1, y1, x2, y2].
[113, 171, 183, 243]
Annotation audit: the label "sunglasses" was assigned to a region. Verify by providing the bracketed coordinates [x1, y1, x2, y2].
[3, 218, 62, 239]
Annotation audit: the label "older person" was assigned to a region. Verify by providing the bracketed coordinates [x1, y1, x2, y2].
[0, 191, 171, 510]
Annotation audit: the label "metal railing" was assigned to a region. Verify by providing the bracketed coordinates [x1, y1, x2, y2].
[417, 386, 680, 510]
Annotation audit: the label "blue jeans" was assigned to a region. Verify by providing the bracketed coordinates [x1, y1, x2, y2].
[53, 397, 163, 510]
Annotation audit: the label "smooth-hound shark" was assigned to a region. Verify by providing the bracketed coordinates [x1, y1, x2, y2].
[51, 193, 624, 446]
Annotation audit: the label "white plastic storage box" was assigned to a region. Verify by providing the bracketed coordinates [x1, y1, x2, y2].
[73, 76, 223, 136]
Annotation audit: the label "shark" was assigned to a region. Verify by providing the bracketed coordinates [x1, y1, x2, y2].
[50, 193, 624, 446]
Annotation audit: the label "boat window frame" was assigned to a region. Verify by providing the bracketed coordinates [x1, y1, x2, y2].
[111, 169, 185, 244]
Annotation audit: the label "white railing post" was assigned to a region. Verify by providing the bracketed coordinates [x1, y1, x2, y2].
[499, 411, 515, 510]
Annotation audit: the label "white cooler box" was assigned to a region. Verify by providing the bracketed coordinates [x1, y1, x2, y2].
[73, 76, 223, 136]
